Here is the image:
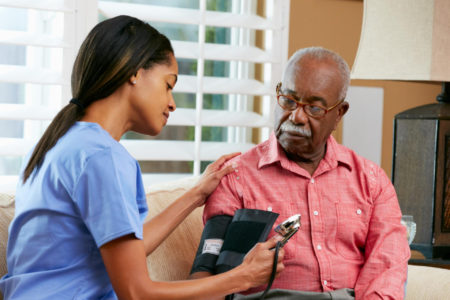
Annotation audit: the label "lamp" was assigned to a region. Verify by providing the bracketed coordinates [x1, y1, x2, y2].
[351, 0, 450, 259]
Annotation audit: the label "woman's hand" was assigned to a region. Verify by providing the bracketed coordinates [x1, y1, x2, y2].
[238, 236, 285, 288]
[192, 152, 240, 206]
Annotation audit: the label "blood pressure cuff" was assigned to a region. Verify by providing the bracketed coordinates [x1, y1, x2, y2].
[190, 214, 233, 274]
[190, 208, 279, 275]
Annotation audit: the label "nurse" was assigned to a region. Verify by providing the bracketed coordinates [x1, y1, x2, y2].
[0, 15, 284, 299]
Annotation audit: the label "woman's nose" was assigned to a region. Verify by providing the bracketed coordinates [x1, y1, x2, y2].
[168, 94, 176, 112]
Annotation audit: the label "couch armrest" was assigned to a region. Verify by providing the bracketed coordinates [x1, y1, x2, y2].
[406, 264, 450, 299]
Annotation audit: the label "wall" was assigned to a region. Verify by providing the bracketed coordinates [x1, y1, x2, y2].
[288, 0, 441, 177]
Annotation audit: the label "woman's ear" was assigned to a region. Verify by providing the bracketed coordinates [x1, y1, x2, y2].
[129, 70, 140, 85]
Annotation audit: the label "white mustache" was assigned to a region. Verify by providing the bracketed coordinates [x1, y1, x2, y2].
[280, 121, 312, 137]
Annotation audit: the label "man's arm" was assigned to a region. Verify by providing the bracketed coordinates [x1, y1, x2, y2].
[189, 158, 243, 279]
[354, 167, 410, 300]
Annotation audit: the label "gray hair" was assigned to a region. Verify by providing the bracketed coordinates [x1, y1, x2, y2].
[283, 47, 350, 100]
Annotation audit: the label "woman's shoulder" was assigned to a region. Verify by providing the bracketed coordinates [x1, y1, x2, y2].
[62, 122, 128, 157]
[50, 122, 135, 174]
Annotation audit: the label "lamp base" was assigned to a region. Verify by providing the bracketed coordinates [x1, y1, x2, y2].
[437, 82, 450, 103]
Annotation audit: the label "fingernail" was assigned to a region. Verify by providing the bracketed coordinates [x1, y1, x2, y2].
[273, 234, 283, 241]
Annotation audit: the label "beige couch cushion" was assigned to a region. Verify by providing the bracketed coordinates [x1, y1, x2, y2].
[0, 194, 15, 300]
[0, 194, 14, 279]
[406, 264, 450, 299]
[144, 177, 203, 281]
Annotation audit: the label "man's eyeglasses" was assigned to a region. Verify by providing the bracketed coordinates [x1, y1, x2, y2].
[276, 82, 343, 119]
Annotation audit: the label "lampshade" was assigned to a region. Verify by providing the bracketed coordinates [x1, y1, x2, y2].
[351, 0, 450, 82]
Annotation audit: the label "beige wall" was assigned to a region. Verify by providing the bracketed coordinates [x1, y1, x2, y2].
[289, 0, 441, 177]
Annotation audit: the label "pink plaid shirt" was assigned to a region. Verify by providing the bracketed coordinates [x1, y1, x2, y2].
[204, 133, 410, 300]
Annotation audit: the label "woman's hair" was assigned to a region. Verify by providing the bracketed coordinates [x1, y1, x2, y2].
[23, 15, 174, 183]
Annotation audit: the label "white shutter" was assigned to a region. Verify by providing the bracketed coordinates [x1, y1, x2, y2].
[0, 0, 97, 192]
[99, 0, 290, 185]
[0, 0, 290, 191]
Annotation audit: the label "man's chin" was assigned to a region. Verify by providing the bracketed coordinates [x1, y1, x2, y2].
[278, 135, 310, 157]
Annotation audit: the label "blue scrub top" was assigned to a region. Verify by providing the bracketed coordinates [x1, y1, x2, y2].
[0, 122, 148, 299]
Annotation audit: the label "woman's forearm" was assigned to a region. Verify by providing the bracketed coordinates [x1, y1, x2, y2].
[101, 232, 283, 300]
[138, 265, 251, 300]
[142, 186, 203, 255]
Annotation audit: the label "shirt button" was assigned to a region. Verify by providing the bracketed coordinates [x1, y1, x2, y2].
[313, 211, 319, 216]
[267, 206, 272, 212]
[317, 244, 322, 250]
[236, 176, 240, 180]
[356, 209, 362, 215]
[310, 178, 315, 183]
[323, 280, 328, 286]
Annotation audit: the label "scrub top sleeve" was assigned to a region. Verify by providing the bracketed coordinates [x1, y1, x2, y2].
[72, 148, 144, 248]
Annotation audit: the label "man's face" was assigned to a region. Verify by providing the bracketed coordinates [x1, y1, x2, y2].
[274, 58, 348, 162]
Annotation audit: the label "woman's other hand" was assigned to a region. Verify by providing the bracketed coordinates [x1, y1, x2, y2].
[192, 152, 240, 206]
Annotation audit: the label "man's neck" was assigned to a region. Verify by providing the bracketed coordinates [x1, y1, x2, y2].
[285, 144, 327, 176]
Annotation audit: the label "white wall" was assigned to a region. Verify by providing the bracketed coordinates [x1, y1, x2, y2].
[342, 86, 384, 165]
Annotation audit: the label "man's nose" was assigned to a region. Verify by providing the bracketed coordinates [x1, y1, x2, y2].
[289, 105, 308, 124]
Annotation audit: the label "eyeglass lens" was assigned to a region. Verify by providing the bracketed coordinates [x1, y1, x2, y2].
[278, 96, 326, 117]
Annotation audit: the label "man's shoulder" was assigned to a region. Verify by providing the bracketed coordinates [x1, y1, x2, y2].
[243, 139, 270, 156]
[332, 140, 384, 175]
[230, 139, 270, 166]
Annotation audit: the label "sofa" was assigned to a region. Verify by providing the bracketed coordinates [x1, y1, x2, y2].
[1, 176, 450, 299]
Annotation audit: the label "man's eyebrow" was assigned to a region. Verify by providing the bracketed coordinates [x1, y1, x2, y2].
[307, 96, 327, 106]
[284, 87, 298, 95]
[282, 88, 327, 106]
[282, 88, 301, 100]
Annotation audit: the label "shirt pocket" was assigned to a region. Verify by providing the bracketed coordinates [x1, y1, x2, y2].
[335, 202, 371, 261]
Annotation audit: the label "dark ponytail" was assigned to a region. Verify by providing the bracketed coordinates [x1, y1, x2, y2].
[23, 15, 174, 183]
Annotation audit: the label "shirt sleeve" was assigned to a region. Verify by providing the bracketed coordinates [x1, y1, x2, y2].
[354, 165, 410, 300]
[72, 148, 146, 248]
[203, 158, 244, 224]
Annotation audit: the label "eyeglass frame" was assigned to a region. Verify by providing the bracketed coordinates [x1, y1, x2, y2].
[276, 82, 344, 119]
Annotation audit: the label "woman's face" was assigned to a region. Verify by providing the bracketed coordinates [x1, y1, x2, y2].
[128, 54, 178, 136]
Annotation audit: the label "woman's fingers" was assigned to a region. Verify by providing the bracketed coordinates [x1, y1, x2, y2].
[207, 152, 240, 171]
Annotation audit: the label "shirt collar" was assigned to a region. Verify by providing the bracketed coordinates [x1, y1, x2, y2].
[258, 132, 352, 172]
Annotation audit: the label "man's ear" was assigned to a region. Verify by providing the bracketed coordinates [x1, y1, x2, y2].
[333, 101, 349, 130]
[338, 101, 349, 117]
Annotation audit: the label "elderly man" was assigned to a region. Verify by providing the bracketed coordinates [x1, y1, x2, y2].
[190, 47, 410, 300]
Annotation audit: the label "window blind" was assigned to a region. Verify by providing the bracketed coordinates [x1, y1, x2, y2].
[99, 0, 291, 185]
[0, 0, 290, 192]
[0, 0, 97, 192]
